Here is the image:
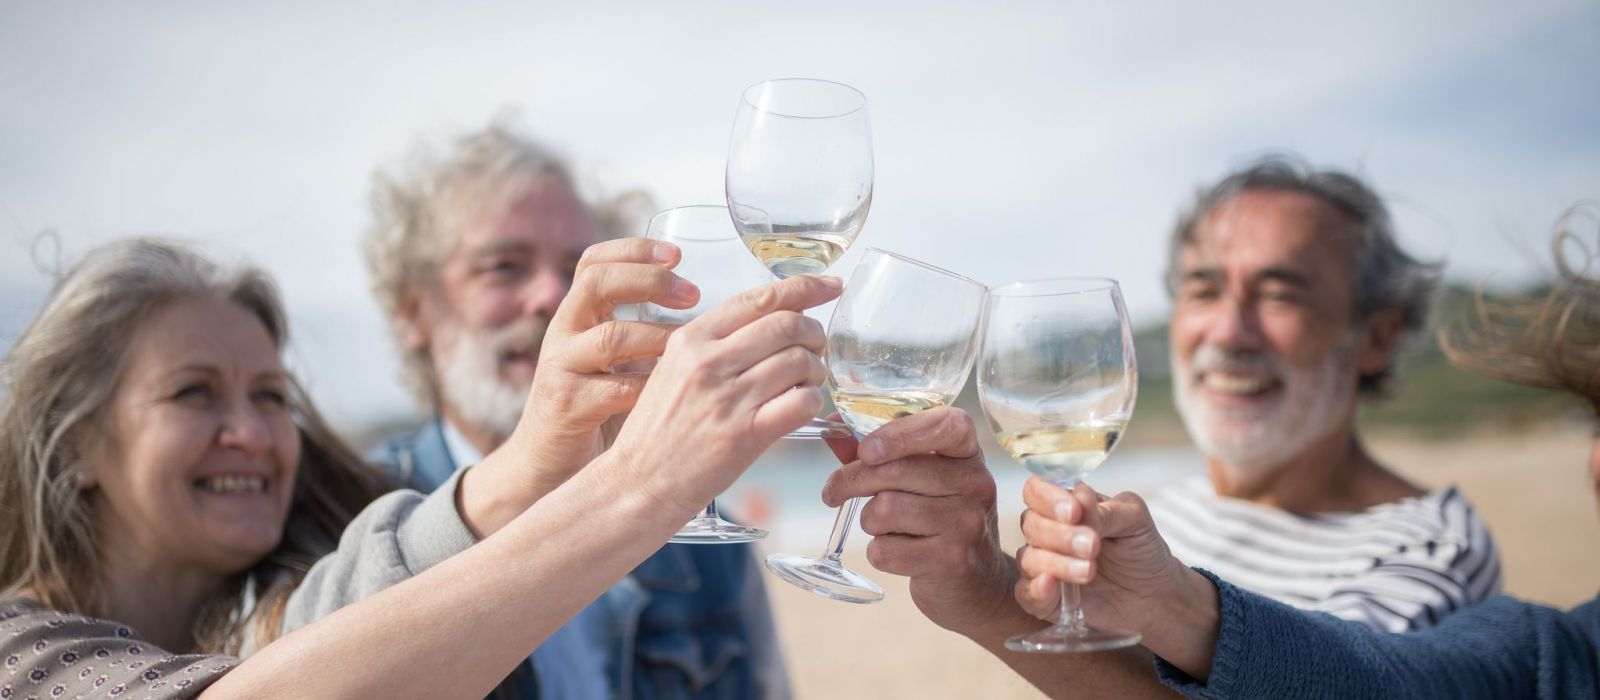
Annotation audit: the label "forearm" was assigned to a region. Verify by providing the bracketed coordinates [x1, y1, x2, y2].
[455, 428, 604, 538]
[204, 452, 689, 699]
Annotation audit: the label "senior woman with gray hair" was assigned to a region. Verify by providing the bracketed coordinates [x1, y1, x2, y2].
[0, 237, 838, 697]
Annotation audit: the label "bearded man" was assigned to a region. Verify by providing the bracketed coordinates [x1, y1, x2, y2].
[1146, 158, 1501, 632]
[361, 121, 788, 698]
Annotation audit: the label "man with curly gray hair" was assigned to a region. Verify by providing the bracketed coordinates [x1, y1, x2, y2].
[362, 120, 789, 699]
[1145, 156, 1503, 633]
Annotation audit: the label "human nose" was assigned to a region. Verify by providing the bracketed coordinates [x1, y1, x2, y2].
[1206, 294, 1266, 350]
[522, 266, 570, 319]
[218, 399, 274, 454]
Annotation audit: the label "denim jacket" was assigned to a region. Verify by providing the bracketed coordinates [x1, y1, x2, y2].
[368, 420, 789, 700]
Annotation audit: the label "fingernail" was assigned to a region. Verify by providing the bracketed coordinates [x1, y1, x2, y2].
[1071, 531, 1094, 556]
[652, 243, 677, 264]
[818, 275, 843, 291]
[858, 439, 884, 463]
[670, 277, 699, 302]
[1054, 501, 1072, 522]
[1068, 559, 1091, 580]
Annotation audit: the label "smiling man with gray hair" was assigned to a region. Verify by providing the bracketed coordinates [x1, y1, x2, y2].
[362, 119, 788, 699]
[1146, 156, 1502, 632]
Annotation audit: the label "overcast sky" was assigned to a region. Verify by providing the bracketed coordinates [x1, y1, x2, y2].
[3, 1, 1597, 430]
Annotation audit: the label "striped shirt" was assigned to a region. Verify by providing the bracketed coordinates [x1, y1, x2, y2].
[1147, 475, 1502, 632]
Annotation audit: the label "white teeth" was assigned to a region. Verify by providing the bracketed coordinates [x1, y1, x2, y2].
[199, 476, 267, 494]
[1201, 373, 1274, 395]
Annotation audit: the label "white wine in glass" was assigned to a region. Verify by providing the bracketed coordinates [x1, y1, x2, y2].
[727, 78, 871, 440]
[978, 277, 1140, 653]
[765, 248, 985, 604]
[727, 78, 872, 279]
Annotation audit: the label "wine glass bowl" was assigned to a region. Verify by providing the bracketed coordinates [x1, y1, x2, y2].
[727, 78, 873, 279]
[977, 277, 1141, 652]
[764, 248, 986, 603]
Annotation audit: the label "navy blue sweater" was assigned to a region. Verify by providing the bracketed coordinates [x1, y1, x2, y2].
[1158, 570, 1600, 699]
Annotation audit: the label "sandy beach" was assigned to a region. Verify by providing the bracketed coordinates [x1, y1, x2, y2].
[763, 424, 1600, 699]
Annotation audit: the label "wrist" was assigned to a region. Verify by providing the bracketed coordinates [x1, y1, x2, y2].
[1143, 566, 1220, 681]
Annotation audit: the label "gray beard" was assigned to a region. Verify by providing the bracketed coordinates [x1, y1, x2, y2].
[1172, 337, 1356, 478]
[432, 319, 547, 445]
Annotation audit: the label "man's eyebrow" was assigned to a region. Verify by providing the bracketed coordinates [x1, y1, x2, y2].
[1255, 266, 1311, 288]
[1180, 267, 1223, 283]
[468, 240, 533, 257]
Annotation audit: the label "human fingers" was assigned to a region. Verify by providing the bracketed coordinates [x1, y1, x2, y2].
[574, 237, 680, 273]
[1014, 571, 1064, 620]
[748, 385, 826, 442]
[863, 534, 974, 579]
[1016, 537, 1095, 585]
[557, 261, 697, 331]
[1021, 476, 1086, 525]
[1019, 508, 1100, 559]
[821, 412, 859, 464]
[715, 310, 827, 372]
[1080, 485, 1157, 541]
[559, 321, 677, 373]
[688, 275, 841, 340]
[853, 407, 980, 465]
[732, 345, 828, 406]
[821, 450, 993, 507]
[856, 489, 989, 539]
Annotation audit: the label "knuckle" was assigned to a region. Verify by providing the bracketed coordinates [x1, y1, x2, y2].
[743, 284, 777, 312]
[594, 321, 625, 357]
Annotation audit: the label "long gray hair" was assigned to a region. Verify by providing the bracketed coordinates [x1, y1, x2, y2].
[0, 238, 389, 652]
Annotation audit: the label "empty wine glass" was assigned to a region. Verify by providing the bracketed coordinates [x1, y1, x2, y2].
[727, 77, 872, 439]
[638, 205, 775, 544]
[977, 277, 1140, 652]
[765, 248, 985, 603]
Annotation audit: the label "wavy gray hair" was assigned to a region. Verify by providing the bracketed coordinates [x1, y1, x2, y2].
[0, 238, 387, 652]
[1165, 156, 1442, 397]
[363, 119, 651, 408]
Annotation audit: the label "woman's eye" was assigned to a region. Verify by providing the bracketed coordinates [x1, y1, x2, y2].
[173, 384, 210, 400]
[254, 390, 288, 406]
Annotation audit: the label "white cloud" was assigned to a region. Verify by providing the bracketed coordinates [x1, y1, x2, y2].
[1, 0, 1596, 429]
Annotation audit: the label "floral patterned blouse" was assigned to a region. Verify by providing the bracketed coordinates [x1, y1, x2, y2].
[1, 597, 233, 699]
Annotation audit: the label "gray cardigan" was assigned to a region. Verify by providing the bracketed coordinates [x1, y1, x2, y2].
[0, 471, 477, 699]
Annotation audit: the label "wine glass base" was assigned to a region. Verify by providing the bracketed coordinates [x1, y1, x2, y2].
[1004, 625, 1141, 653]
[668, 517, 767, 544]
[782, 417, 854, 440]
[764, 552, 884, 604]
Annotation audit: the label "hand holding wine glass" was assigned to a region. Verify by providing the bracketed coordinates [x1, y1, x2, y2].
[765, 248, 986, 603]
[977, 277, 1141, 653]
[728, 77, 873, 439]
[637, 205, 786, 542]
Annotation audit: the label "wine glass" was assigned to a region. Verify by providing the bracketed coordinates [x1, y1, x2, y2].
[638, 205, 775, 544]
[727, 77, 872, 439]
[977, 277, 1140, 652]
[765, 248, 986, 603]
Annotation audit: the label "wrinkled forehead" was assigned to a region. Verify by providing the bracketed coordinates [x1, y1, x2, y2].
[1181, 190, 1362, 281]
[443, 175, 600, 257]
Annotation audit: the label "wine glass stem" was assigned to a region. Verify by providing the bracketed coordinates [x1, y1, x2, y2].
[819, 497, 864, 563]
[700, 501, 721, 521]
[1059, 581, 1089, 633]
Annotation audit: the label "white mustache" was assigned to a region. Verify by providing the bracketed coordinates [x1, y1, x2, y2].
[1188, 344, 1282, 381]
[485, 317, 550, 363]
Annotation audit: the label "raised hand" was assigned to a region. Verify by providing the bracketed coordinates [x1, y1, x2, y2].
[820, 407, 1019, 636]
[1014, 477, 1221, 675]
[610, 273, 842, 516]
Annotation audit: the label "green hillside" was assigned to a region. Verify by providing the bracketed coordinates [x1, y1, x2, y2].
[1126, 284, 1587, 443]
